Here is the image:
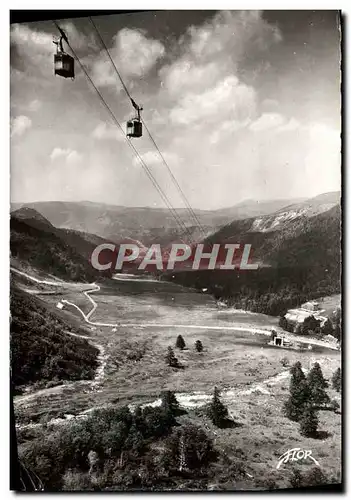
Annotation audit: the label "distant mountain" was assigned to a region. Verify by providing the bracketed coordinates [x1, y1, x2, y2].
[212, 197, 307, 220]
[11, 197, 314, 246]
[169, 193, 341, 316]
[10, 209, 102, 281]
[208, 191, 340, 245]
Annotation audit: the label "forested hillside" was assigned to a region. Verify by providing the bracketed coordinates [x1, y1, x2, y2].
[10, 287, 98, 393]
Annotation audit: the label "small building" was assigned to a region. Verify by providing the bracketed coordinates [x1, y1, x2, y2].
[56, 302, 64, 310]
[273, 336, 283, 346]
[284, 300, 327, 333]
[300, 301, 324, 313]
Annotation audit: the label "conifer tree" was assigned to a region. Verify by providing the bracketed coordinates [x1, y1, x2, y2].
[195, 340, 203, 352]
[161, 390, 180, 422]
[165, 346, 179, 368]
[283, 361, 310, 421]
[307, 362, 330, 407]
[175, 335, 186, 350]
[300, 404, 319, 437]
[207, 386, 229, 427]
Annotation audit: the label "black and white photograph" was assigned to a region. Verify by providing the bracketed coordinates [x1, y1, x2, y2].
[9, 9, 342, 492]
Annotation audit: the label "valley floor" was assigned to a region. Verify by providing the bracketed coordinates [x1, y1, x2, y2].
[12, 267, 342, 489]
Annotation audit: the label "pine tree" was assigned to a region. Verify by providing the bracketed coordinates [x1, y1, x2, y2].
[299, 404, 319, 437]
[161, 390, 180, 422]
[165, 346, 179, 368]
[175, 335, 186, 350]
[195, 340, 203, 352]
[283, 361, 310, 421]
[307, 362, 330, 407]
[332, 367, 341, 392]
[207, 386, 229, 427]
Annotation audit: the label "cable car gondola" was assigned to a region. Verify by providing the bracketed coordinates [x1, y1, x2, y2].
[126, 99, 143, 138]
[53, 28, 74, 79]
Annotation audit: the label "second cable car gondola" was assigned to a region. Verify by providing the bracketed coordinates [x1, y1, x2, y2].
[126, 99, 143, 138]
[53, 28, 74, 79]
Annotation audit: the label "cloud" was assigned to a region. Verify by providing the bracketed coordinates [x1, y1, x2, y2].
[169, 75, 256, 126]
[158, 11, 281, 131]
[11, 115, 32, 137]
[90, 28, 165, 88]
[11, 22, 95, 80]
[28, 99, 42, 112]
[187, 10, 282, 61]
[92, 122, 125, 141]
[276, 117, 301, 133]
[50, 147, 82, 164]
[210, 119, 250, 144]
[132, 150, 179, 167]
[11, 24, 53, 53]
[249, 112, 286, 132]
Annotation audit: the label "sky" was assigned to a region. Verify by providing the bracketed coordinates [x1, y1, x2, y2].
[10, 10, 341, 210]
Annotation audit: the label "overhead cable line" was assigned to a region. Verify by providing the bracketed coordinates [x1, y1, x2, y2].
[88, 16, 209, 242]
[53, 21, 195, 245]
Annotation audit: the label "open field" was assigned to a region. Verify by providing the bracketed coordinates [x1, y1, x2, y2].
[14, 275, 340, 415]
[12, 270, 341, 487]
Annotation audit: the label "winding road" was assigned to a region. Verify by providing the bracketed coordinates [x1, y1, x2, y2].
[11, 267, 340, 348]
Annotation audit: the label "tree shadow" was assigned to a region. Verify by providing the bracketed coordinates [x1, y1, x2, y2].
[175, 408, 187, 416]
[310, 430, 332, 440]
[219, 418, 243, 429]
[316, 405, 341, 414]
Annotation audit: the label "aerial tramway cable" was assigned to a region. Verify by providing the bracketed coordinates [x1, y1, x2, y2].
[53, 21, 195, 245]
[88, 16, 209, 242]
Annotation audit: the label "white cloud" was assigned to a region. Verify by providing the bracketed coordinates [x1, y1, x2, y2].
[187, 10, 282, 60]
[158, 11, 281, 133]
[276, 117, 301, 133]
[50, 147, 82, 164]
[11, 24, 53, 53]
[92, 122, 124, 141]
[28, 99, 41, 112]
[249, 112, 286, 132]
[160, 59, 223, 97]
[169, 75, 256, 126]
[132, 150, 179, 167]
[210, 119, 250, 144]
[91, 28, 165, 88]
[11, 115, 32, 137]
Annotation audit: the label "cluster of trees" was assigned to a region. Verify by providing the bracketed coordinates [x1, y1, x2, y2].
[19, 392, 215, 491]
[279, 307, 341, 342]
[10, 287, 98, 392]
[165, 336, 204, 368]
[175, 335, 203, 352]
[283, 362, 341, 437]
